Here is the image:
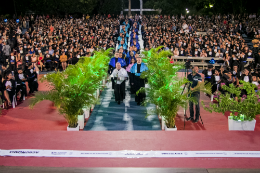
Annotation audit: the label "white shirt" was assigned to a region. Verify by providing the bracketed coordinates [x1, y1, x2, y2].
[19, 74, 25, 80]
[207, 71, 212, 76]
[252, 81, 259, 86]
[5, 81, 12, 91]
[112, 68, 128, 85]
[215, 76, 220, 82]
[244, 76, 249, 82]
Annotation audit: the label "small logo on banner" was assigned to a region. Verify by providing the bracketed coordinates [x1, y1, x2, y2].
[51, 152, 67, 155]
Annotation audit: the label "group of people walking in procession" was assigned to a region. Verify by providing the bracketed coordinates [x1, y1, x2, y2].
[108, 18, 148, 105]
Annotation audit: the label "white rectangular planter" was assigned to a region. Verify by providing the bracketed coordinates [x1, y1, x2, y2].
[67, 124, 79, 131]
[228, 116, 256, 131]
[83, 107, 90, 119]
[78, 115, 84, 130]
[164, 124, 177, 131]
[91, 104, 95, 110]
[161, 116, 165, 130]
[103, 79, 106, 85]
[97, 88, 100, 98]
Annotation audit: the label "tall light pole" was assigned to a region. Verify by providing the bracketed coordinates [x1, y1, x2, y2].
[140, 0, 143, 15]
[128, 0, 131, 16]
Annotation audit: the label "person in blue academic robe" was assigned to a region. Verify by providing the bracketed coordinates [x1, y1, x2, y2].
[131, 40, 140, 51]
[130, 55, 148, 105]
[126, 48, 136, 60]
[109, 52, 126, 89]
[125, 51, 136, 66]
[118, 40, 128, 51]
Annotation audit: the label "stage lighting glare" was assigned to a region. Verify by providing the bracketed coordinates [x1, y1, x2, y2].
[16, 19, 20, 23]
[4, 19, 7, 23]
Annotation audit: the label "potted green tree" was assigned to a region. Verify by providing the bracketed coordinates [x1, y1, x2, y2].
[203, 80, 260, 131]
[140, 47, 211, 131]
[30, 49, 112, 131]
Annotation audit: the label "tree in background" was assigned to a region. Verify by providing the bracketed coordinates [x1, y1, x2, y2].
[1, 0, 259, 17]
[143, 0, 259, 15]
[8, 0, 97, 17]
[98, 0, 123, 16]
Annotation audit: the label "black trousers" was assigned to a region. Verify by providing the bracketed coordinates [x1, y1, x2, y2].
[111, 77, 115, 89]
[3, 55, 9, 66]
[239, 61, 247, 71]
[189, 92, 200, 120]
[16, 83, 27, 99]
[45, 61, 53, 70]
[212, 83, 219, 94]
[28, 79, 38, 93]
[72, 58, 79, 65]
[54, 61, 60, 69]
[114, 81, 125, 102]
[134, 76, 146, 103]
[9, 63, 16, 71]
[128, 72, 135, 94]
[7, 90, 14, 103]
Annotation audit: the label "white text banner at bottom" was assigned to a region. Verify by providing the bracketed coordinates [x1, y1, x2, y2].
[1, 149, 260, 158]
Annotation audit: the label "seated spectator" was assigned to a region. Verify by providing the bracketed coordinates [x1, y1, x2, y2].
[26, 63, 38, 94]
[3, 71, 15, 109]
[60, 51, 68, 71]
[15, 68, 27, 102]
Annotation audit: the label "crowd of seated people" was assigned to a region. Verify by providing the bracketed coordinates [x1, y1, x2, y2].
[140, 14, 260, 98]
[0, 63, 38, 109]
[141, 14, 260, 68]
[202, 62, 259, 100]
[0, 13, 260, 107]
[0, 14, 144, 109]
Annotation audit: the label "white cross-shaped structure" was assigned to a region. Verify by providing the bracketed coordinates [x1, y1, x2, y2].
[122, 0, 161, 15]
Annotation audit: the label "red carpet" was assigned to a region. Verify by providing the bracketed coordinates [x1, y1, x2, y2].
[0, 73, 260, 168]
[0, 131, 260, 168]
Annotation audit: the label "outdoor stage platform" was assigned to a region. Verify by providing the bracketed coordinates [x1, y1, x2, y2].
[0, 73, 260, 169]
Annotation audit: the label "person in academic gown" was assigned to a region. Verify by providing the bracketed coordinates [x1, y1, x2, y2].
[3, 70, 16, 109]
[221, 70, 237, 97]
[202, 65, 214, 84]
[211, 69, 222, 94]
[239, 68, 251, 96]
[15, 67, 27, 101]
[108, 52, 126, 89]
[112, 62, 129, 105]
[126, 58, 136, 94]
[231, 63, 241, 79]
[251, 73, 259, 90]
[26, 63, 38, 93]
[130, 55, 148, 105]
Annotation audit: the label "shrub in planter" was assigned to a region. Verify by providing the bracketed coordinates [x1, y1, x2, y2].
[30, 49, 112, 128]
[139, 47, 212, 129]
[202, 80, 260, 124]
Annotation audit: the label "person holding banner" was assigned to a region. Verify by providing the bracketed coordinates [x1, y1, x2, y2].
[112, 62, 128, 105]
